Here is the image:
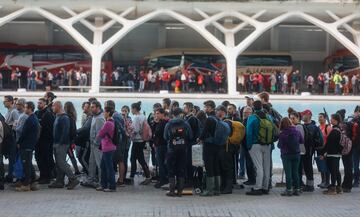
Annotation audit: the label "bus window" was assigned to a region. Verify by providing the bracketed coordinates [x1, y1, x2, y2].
[342, 56, 359, 70]
[238, 55, 262, 66]
[262, 55, 292, 66]
[157, 55, 181, 68]
[48, 53, 63, 60]
[33, 52, 48, 61]
[64, 52, 86, 61]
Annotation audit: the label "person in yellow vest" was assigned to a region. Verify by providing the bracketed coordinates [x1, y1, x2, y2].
[333, 71, 343, 95]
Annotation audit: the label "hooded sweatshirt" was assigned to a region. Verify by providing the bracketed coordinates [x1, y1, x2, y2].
[278, 126, 304, 155]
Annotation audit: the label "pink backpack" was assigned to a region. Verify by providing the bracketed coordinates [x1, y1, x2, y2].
[334, 128, 352, 155]
[141, 120, 152, 141]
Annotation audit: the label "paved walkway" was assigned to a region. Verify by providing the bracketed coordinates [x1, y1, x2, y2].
[1, 175, 359, 217]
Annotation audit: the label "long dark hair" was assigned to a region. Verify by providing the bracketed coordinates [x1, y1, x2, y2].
[64, 101, 77, 121]
[280, 117, 292, 131]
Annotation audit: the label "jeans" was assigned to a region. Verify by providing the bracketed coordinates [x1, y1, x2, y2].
[7, 140, 16, 180]
[327, 156, 341, 187]
[30, 79, 36, 91]
[20, 149, 36, 186]
[335, 84, 341, 95]
[342, 153, 353, 190]
[203, 144, 220, 177]
[53, 144, 75, 184]
[249, 144, 271, 190]
[130, 142, 149, 178]
[353, 146, 360, 184]
[239, 146, 246, 177]
[281, 154, 300, 190]
[324, 83, 329, 95]
[156, 145, 168, 182]
[88, 143, 102, 183]
[101, 151, 116, 190]
[76, 142, 90, 174]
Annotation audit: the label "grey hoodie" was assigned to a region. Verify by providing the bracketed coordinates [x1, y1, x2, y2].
[90, 112, 105, 147]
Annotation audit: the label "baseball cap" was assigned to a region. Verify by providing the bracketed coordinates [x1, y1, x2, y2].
[300, 109, 312, 117]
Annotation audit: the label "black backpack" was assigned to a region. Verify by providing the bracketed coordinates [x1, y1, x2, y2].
[112, 120, 121, 147]
[170, 121, 187, 147]
[0, 114, 15, 156]
[303, 123, 323, 150]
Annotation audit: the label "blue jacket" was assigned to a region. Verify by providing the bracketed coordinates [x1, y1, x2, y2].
[18, 113, 39, 150]
[53, 113, 70, 145]
[246, 110, 273, 150]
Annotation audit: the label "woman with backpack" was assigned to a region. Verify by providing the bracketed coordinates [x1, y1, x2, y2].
[130, 101, 151, 185]
[64, 102, 80, 175]
[278, 117, 304, 196]
[321, 114, 343, 195]
[96, 106, 117, 192]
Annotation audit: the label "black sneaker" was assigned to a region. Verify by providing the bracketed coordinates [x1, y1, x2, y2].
[293, 189, 301, 196]
[154, 181, 168, 189]
[246, 189, 263, 196]
[243, 180, 255, 186]
[302, 185, 314, 192]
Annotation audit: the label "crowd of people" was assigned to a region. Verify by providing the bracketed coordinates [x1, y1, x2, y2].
[0, 91, 359, 197]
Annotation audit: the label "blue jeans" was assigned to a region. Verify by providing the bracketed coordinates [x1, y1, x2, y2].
[353, 146, 360, 184]
[101, 151, 116, 190]
[30, 79, 36, 91]
[156, 145, 168, 182]
[335, 84, 341, 95]
[239, 146, 246, 177]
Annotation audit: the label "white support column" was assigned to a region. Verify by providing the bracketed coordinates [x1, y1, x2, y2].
[90, 16, 104, 93]
[226, 52, 238, 96]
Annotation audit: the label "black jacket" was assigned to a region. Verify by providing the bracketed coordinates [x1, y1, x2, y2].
[35, 108, 55, 144]
[323, 125, 342, 155]
[199, 112, 217, 144]
[153, 119, 168, 147]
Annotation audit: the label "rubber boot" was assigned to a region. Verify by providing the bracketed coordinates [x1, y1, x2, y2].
[177, 178, 185, 197]
[221, 179, 233, 194]
[214, 176, 221, 196]
[200, 177, 214, 197]
[166, 178, 176, 197]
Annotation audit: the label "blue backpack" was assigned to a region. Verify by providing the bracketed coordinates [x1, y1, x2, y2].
[205, 116, 231, 145]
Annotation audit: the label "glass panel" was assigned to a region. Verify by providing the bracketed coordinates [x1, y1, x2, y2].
[33, 52, 47, 61]
[47, 53, 63, 60]
[64, 52, 85, 61]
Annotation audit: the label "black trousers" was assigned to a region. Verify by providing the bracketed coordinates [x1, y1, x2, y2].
[0, 146, 4, 186]
[219, 145, 234, 184]
[130, 142, 149, 178]
[167, 147, 186, 178]
[203, 144, 220, 177]
[20, 149, 36, 186]
[327, 157, 341, 187]
[243, 146, 256, 183]
[342, 153, 353, 190]
[299, 147, 314, 186]
[35, 141, 55, 180]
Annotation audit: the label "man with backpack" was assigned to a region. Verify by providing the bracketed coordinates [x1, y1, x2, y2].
[16, 102, 40, 192]
[35, 97, 55, 184]
[301, 109, 324, 192]
[183, 102, 201, 187]
[198, 100, 231, 196]
[246, 101, 275, 196]
[164, 108, 193, 197]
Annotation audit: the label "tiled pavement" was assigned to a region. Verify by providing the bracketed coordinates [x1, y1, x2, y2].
[0, 174, 359, 217]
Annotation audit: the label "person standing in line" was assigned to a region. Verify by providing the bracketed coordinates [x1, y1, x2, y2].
[35, 97, 55, 184]
[48, 101, 79, 190]
[16, 101, 40, 192]
[64, 102, 80, 175]
[278, 117, 303, 196]
[96, 106, 117, 192]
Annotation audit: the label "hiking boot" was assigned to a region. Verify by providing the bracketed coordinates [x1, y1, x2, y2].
[48, 182, 64, 189]
[177, 178, 185, 197]
[221, 179, 233, 194]
[246, 188, 263, 196]
[166, 178, 177, 197]
[281, 189, 292, 197]
[140, 178, 152, 185]
[336, 186, 343, 194]
[200, 177, 215, 197]
[30, 183, 39, 191]
[323, 186, 337, 195]
[16, 185, 31, 192]
[302, 185, 314, 192]
[214, 176, 221, 196]
[67, 178, 80, 190]
[293, 189, 301, 196]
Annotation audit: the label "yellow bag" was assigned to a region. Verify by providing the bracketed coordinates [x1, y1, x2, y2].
[226, 120, 245, 145]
